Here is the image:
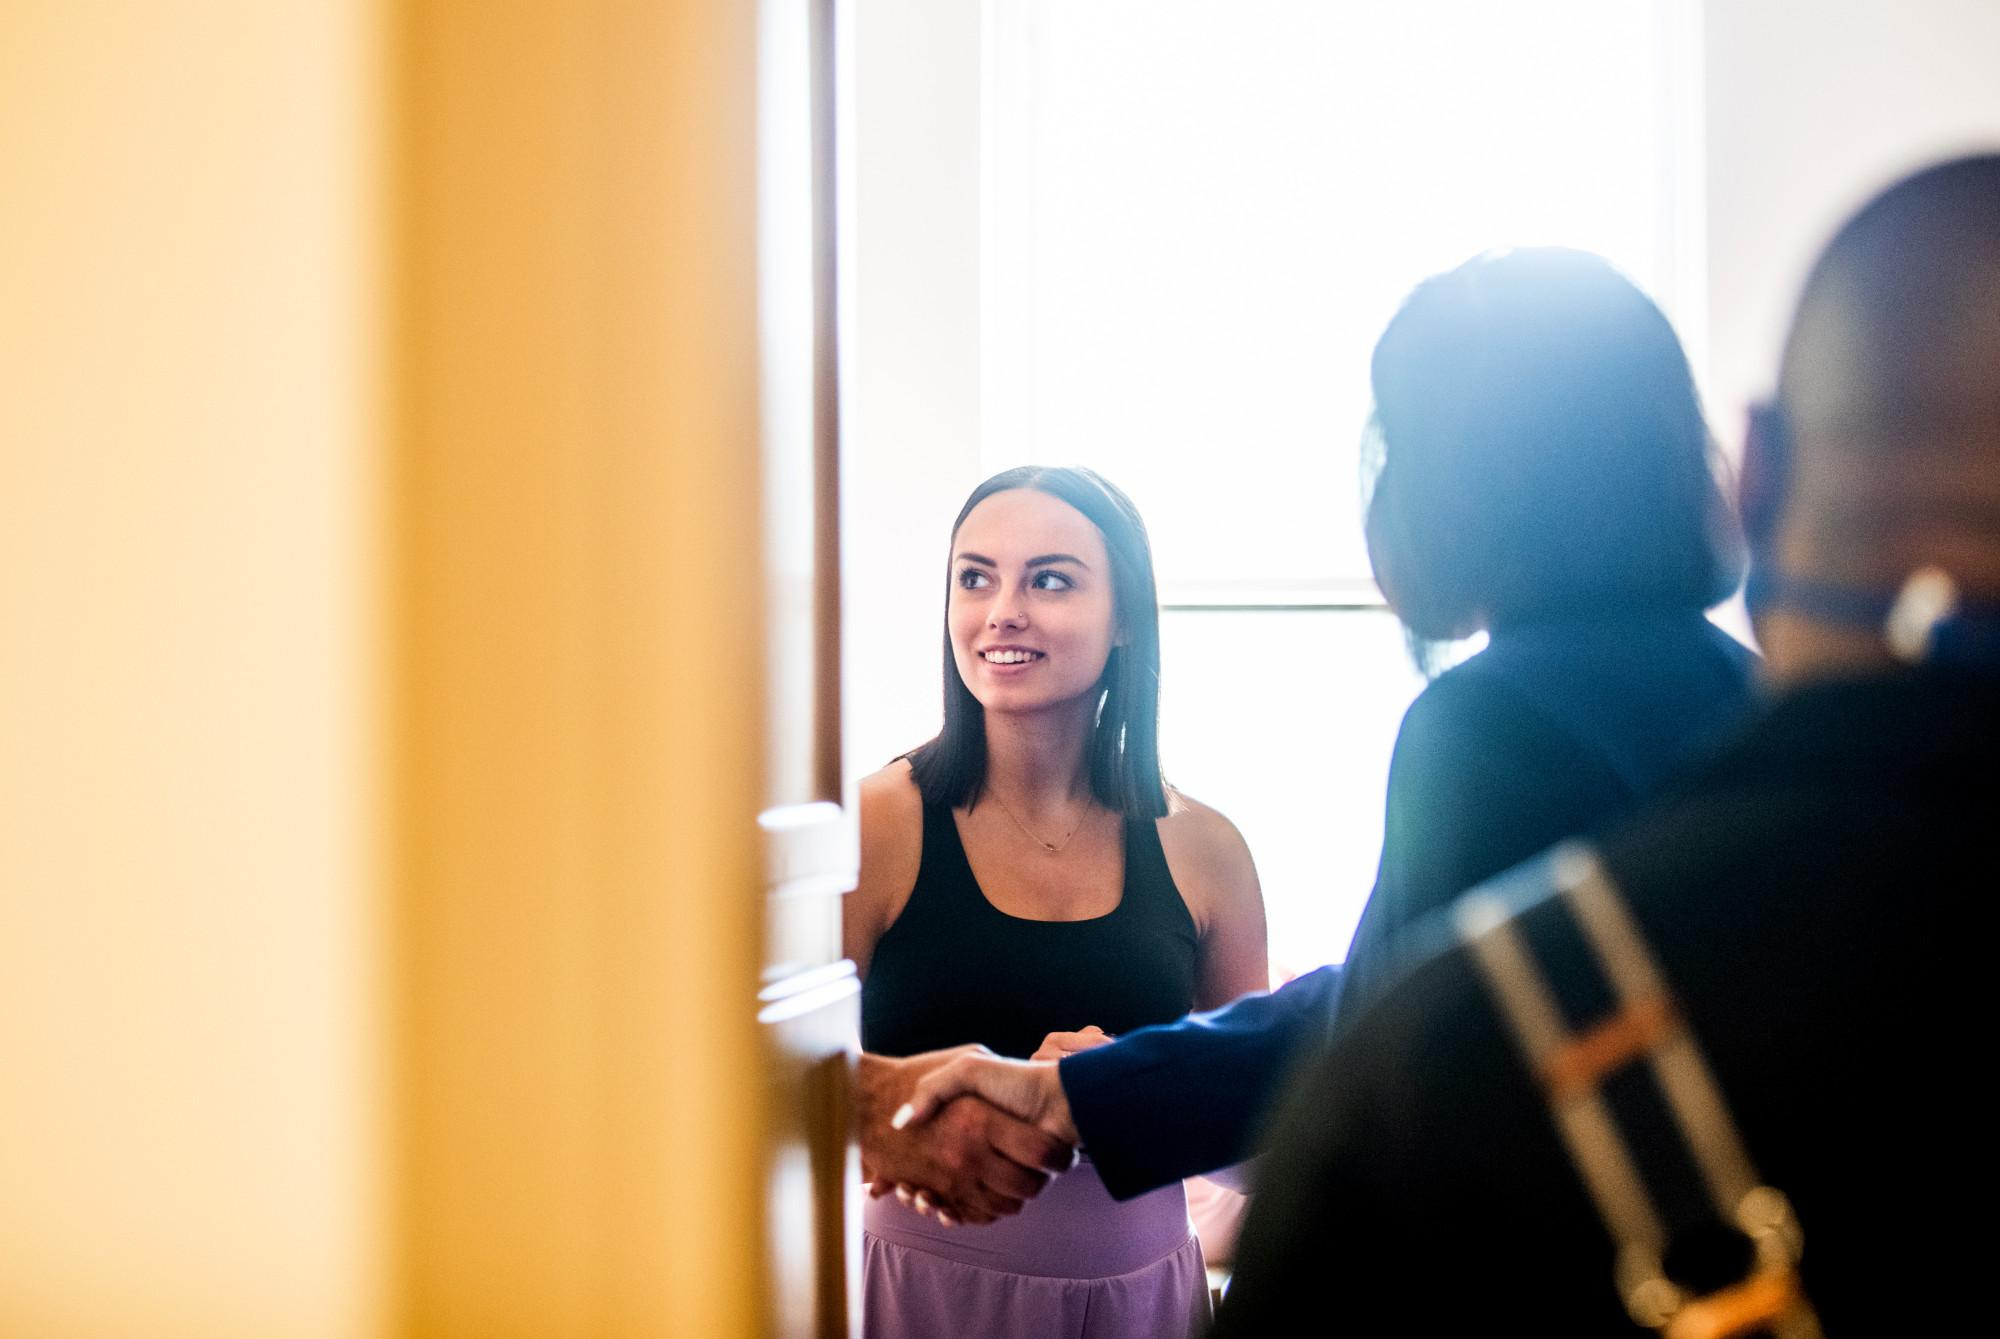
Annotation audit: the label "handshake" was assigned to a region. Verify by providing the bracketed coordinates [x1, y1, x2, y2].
[856, 1027, 1112, 1226]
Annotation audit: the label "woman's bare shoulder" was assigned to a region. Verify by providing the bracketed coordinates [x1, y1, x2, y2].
[846, 759, 926, 969]
[1159, 789, 1269, 1001]
[859, 758, 921, 820]
[857, 759, 923, 882]
[861, 756, 917, 791]
[1157, 789, 1254, 870]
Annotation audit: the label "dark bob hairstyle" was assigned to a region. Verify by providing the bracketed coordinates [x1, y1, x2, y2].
[1363, 247, 1744, 649]
[905, 465, 1168, 819]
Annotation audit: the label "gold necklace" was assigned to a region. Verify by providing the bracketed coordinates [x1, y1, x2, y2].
[989, 790, 1084, 855]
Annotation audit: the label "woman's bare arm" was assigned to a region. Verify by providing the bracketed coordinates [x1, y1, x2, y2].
[1158, 795, 1270, 1011]
[843, 759, 924, 980]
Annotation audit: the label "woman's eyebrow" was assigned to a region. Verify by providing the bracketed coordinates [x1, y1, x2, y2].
[952, 551, 1091, 570]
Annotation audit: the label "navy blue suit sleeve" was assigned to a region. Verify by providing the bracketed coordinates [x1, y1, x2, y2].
[1057, 965, 1344, 1200]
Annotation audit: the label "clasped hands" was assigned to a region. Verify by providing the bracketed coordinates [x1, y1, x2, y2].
[855, 1027, 1113, 1226]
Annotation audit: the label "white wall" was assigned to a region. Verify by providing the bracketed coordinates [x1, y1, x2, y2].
[841, 0, 2000, 788]
[842, 0, 988, 782]
[1702, 0, 2000, 433]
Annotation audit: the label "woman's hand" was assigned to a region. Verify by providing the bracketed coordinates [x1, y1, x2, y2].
[1030, 1025, 1114, 1062]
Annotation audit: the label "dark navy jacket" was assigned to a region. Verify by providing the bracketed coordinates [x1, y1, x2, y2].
[1063, 611, 1756, 1199]
[1217, 668, 1999, 1334]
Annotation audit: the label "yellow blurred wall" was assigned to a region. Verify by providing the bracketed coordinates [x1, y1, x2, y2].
[390, 1, 765, 1334]
[1, 2, 766, 1335]
[0, 3, 387, 1336]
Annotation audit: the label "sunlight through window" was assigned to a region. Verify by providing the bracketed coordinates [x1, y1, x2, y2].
[981, 0, 1702, 972]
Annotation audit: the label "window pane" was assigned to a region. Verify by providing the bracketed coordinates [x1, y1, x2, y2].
[1159, 608, 1426, 975]
[983, 0, 1686, 588]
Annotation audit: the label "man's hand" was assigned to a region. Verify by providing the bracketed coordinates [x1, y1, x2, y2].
[892, 1050, 1080, 1146]
[856, 1048, 1075, 1225]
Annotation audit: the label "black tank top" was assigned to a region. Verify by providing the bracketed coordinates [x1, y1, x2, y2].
[861, 799, 1200, 1060]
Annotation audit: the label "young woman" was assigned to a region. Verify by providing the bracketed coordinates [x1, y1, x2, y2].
[847, 466, 1267, 1339]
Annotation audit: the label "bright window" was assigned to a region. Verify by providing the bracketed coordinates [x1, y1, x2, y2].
[980, 0, 1703, 974]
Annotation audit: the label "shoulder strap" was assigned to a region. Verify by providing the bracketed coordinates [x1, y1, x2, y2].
[1121, 814, 1195, 928]
[906, 799, 982, 918]
[1454, 844, 1823, 1339]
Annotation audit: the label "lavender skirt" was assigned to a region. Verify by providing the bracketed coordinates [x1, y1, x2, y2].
[862, 1157, 1210, 1339]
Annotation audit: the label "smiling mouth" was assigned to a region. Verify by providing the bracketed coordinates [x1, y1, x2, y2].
[982, 649, 1044, 665]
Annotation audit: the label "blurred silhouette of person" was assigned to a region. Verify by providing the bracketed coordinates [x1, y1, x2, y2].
[1215, 153, 2000, 1335]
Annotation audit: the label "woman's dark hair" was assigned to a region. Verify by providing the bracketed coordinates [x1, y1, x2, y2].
[905, 466, 1168, 818]
[1363, 247, 1745, 664]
